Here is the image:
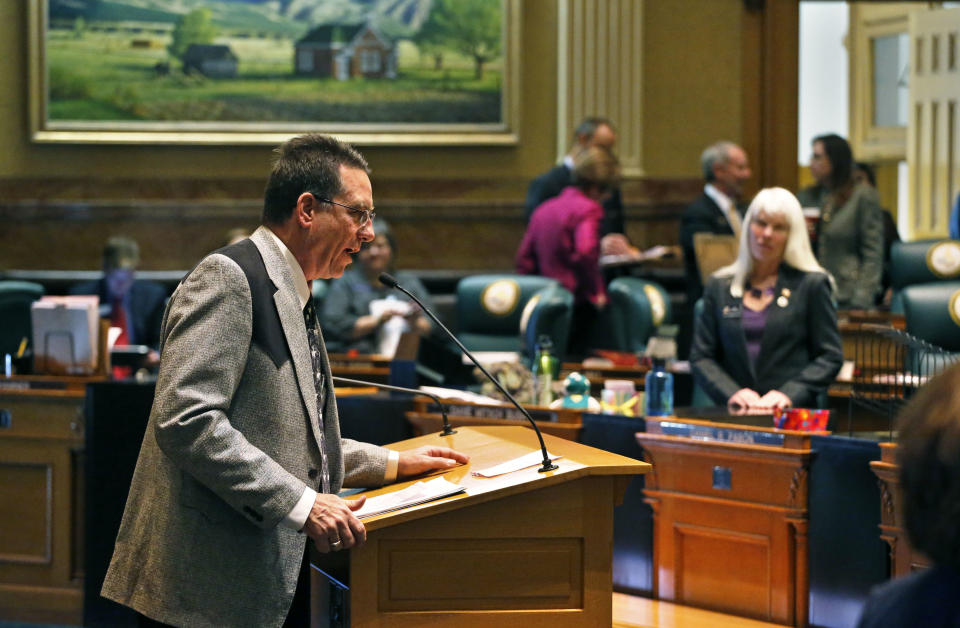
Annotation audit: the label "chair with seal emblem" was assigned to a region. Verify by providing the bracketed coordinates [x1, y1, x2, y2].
[889, 239, 960, 313]
[455, 274, 573, 359]
[901, 281, 960, 380]
[603, 277, 673, 354]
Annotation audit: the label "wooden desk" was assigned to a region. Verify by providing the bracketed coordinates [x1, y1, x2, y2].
[870, 442, 930, 578]
[312, 426, 649, 627]
[406, 397, 584, 441]
[0, 381, 95, 624]
[636, 416, 814, 627]
[328, 353, 391, 384]
[837, 310, 905, 365]
[561, 361, 648, 396]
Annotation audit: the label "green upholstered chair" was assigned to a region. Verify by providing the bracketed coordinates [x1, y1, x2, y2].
[604, 277, 672, 354]
[0, 280, 45, 357]
[689, 297, 715, 407]
[310, 278, 328, 308]
[455, 274, 573, 359]
[889, 239, 960, 313]
[520, 282, 574, 361]
[901, 282, 960, 379]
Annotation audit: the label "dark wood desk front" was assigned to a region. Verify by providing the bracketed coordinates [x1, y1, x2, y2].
[0, 379, 95, 625]
[637, 416, 814, 627]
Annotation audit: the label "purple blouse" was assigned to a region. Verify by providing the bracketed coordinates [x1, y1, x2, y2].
[742, 302, 771, 367]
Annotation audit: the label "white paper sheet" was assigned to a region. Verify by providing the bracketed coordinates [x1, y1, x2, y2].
[369, 297, 412, 358]
[418, 386, 504, 405]
[471, 450, 562, 478]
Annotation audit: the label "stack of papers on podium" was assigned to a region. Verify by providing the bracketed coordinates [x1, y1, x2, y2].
[31, 296, 100, 375]
[355, 477, 465, 519]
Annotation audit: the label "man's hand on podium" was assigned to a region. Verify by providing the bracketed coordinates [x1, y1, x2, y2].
[397, 446, 469, 480]
[304, 493, 367, 553]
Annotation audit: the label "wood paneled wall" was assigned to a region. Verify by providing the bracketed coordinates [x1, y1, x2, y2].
[0, 0, 797, 272]
[0, 176, 700, 271]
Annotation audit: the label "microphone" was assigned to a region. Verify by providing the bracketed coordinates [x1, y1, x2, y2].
[331, 375, 456, 436]
[378, 272, 558, 473]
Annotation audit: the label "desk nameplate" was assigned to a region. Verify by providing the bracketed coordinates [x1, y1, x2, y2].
[430, 402, 560, 423]
[655, 420, 785, 447]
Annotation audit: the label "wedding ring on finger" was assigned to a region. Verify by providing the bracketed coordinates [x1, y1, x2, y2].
[330, 538, 343, 551]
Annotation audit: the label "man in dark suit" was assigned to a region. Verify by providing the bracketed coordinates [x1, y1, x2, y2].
[70, 236, 167, 351]
[525, 117, 625, 238]
[679, 141, 753, 304]
[101, 135, 468, 627]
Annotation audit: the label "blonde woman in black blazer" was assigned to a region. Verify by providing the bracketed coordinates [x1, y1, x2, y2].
[691, 187, 843, 410]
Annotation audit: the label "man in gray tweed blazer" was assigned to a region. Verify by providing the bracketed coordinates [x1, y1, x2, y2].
[101, 134, 467, 627]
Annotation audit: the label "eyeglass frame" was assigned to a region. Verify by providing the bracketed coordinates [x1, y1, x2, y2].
[314, 194, 376, 226]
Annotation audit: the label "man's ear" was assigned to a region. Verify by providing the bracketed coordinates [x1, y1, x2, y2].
[294, 192, 316, 228]
[712, 160, 725, 180]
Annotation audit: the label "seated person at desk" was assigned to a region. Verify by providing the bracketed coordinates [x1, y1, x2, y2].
[856, 362, 960, 627]
[70, 236, 166, 367]
[690, 187, 843, 411]
[320, 219, 432, 355]
[516, 145, 621, 358]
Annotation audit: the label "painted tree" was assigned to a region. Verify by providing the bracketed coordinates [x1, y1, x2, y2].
[72, 16, 86, 39]
[420, 0, 501, 80]
[414, 9, 446, 70]
[168, 8, 218, 62]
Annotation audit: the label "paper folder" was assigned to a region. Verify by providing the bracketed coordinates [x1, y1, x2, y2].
[30, 296, 100, 375]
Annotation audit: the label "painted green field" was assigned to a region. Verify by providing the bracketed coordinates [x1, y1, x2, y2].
[46, 31, 502, 123]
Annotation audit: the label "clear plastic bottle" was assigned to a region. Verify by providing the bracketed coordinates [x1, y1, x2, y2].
[644, 357, 674, 416]
[532, 335, 559, 407]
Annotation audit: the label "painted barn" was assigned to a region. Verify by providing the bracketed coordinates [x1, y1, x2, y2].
[295, 23, 397, 80]
[182, 44, 238, 78]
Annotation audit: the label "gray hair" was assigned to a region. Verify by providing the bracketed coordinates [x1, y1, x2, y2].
[700, 141, 738, 182]
[574, 117, 614, 142]
[714, 187, 834, 297]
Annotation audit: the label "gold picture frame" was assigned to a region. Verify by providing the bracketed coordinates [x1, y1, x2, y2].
[28, 0, 520, 146]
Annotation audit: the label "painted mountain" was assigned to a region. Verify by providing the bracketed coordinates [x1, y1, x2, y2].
[48, 0, 433, 37]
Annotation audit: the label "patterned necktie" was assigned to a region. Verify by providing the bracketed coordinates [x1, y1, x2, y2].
[303, 299, 331, 495]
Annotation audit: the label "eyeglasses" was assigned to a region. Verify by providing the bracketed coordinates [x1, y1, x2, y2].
[316, 196, 376, 226]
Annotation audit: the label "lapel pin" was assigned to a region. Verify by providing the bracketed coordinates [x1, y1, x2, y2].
[777, 295, 789, 307]
[782, 288, 791, 298]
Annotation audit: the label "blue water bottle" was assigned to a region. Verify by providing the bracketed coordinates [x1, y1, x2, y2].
[644, 357, 674, 416]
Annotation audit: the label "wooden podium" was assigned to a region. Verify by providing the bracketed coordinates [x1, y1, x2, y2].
[310, 426, 649, 627]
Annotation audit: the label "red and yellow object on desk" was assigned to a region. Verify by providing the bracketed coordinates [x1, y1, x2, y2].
[773, 407, 830, 431]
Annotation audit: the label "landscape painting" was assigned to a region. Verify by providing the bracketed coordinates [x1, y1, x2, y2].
[30, 0, 516, 144]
